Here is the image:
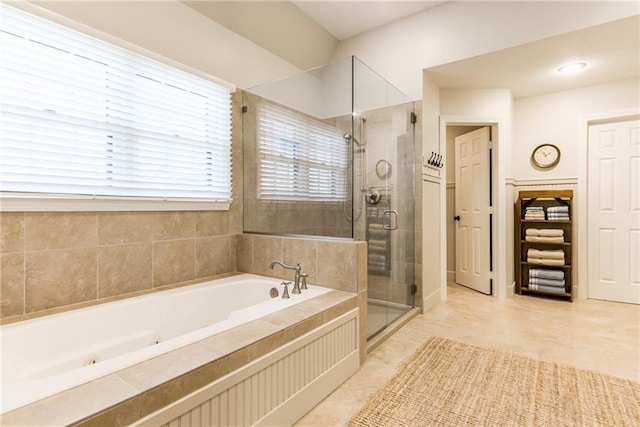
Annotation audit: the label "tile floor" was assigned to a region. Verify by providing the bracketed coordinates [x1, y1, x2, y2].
[296, 283, 640, 426]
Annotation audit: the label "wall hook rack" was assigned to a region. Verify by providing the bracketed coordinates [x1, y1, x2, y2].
[426, 151, 444, 169]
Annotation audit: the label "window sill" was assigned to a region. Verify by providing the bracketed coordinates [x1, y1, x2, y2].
[0, 194, 231, 212]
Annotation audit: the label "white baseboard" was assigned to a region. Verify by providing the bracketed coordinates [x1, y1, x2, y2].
[447, 271, 455, 283]
[422, 288, 441, 313]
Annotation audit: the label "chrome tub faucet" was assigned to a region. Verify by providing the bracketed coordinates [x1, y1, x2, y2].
[269, 260, 302, 294]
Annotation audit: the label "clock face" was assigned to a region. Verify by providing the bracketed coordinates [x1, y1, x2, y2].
[532, 144, 560, 168]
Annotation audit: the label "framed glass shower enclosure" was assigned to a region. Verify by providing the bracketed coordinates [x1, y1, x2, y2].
[243, 56, 417, 340]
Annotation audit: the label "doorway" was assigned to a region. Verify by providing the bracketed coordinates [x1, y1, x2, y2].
[445, 124, 495, 295]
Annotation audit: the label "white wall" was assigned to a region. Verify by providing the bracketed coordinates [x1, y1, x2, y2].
[512, 78, 640, 181]
[511, 78, 639, 299]
[334, 1, 639, 100]
[420, 73, 442, 310]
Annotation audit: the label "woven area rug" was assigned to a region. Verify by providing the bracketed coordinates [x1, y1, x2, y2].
[348, 336, 640, 426]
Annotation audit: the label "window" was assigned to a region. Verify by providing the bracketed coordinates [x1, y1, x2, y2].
[257, 103, 347, 201]
[0, 5, 233, 210]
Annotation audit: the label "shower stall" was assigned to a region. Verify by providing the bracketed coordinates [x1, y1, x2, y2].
[243, 56, 417, 340]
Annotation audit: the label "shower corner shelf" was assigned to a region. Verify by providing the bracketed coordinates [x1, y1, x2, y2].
[514, 190, 574, 302]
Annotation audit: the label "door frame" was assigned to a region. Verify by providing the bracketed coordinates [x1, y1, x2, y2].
[440, 116, 507, 301]
[578, 108, 640, 300]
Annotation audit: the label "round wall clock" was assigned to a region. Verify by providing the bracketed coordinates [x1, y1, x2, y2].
[531, 143, 561, 169]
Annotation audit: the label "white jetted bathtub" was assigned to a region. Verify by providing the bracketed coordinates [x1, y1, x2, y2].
[1, 273, 331, 414]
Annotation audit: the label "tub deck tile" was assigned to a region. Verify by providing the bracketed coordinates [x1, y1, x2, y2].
[115, 342, 227, 392]
[1, 375, 139, 427]
[199, 318, 282, 355]
[299, 289, 356, 312]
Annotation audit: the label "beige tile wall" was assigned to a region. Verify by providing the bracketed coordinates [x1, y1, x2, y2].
[0, 211, 239, 320]
[236, 233, 368, 362]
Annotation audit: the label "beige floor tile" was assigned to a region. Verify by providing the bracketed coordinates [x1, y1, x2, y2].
[295, 283, 640, 426]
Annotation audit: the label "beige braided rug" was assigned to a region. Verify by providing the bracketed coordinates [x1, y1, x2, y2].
[348, 336, 640, 426]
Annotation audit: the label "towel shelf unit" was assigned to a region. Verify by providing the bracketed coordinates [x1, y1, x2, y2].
[514, 190, 574, 301]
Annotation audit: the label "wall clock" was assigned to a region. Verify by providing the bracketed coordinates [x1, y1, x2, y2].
[531, 143, 561, 169]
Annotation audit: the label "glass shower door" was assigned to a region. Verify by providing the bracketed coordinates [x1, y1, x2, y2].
[352, 57, 416, 339]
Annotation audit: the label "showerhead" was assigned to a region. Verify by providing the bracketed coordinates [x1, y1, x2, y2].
[343, 132, 363, 146]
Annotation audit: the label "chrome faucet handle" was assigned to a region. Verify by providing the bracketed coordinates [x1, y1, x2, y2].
[300, 273, 308, 290]
[281, 281, 291, 299]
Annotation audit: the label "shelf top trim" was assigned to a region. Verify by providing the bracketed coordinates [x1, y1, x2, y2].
[519, 189, 573, 199]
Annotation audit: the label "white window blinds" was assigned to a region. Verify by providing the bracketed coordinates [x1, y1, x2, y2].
[257, 103, 347, 201]
[0, 5, 233, 206]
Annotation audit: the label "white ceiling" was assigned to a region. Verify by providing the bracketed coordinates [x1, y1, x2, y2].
[426, 15, 640, 98]
[291, 0, 447, 40]
[184, 1, 639, 98]
[292, 0, 639, 98]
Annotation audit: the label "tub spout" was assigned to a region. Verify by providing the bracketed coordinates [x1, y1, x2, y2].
[269, 260, 302, 294]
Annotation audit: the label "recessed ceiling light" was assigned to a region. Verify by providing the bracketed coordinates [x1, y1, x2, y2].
[557, 62, 587, 74]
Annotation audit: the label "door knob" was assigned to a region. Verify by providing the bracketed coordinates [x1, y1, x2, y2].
[453, 215, 461, 221]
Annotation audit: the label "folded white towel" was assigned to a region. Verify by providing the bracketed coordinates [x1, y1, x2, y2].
[527, 248, 565, 260]
[547, 213, 570, 221]
[528, 283, 566, 294]
[530, 269, 565, 280]
[527, 257, 565, 266]
[525, 236, 565, 244]
[525, 228, 564, 237]
[525, 206, 543, 210]
[547, 206, 569, 212]
[530, 277, 565, 287]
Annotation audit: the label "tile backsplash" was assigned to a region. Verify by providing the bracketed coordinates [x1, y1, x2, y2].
[0, 211, 238, 320]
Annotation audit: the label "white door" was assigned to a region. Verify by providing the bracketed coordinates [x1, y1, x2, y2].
[455, 127, 491, 294]
[588, 118, 640, 304]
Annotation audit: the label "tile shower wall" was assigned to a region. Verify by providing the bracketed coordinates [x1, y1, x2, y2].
[0, 91, 244, 322]
[236, 233, 368, 363]
[242, 92, 352, 238]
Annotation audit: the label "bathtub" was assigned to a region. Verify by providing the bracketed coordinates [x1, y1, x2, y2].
[0, 273, 331, 414]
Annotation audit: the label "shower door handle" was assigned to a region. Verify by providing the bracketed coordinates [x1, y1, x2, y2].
[383, 209, 398, 230]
